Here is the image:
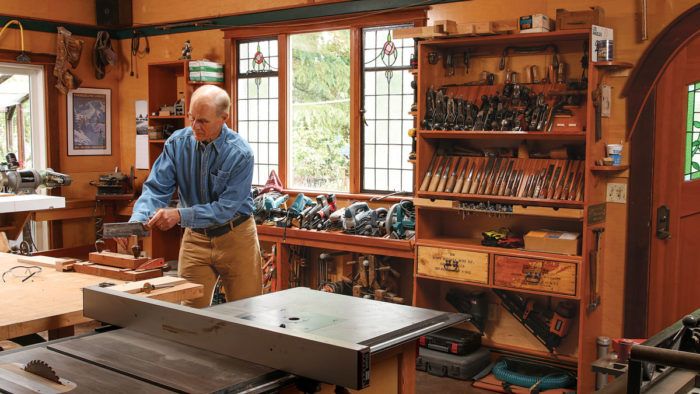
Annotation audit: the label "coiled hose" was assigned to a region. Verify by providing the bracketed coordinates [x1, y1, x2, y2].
[492, 359, 575, 391]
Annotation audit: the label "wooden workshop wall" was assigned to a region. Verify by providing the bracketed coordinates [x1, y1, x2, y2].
[0, 1, 96, 24]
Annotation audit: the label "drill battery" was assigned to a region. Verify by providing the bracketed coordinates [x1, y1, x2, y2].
[418, 327, 481, 356]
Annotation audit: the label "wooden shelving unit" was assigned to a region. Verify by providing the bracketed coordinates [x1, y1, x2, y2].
[412, 29, 608, 392]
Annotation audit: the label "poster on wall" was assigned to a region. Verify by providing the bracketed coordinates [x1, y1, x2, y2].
[67, 88, 111, 156]
[135, 99, 149, 169]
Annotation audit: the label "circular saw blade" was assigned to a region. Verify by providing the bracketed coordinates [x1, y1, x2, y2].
[23, 360, 60, 383]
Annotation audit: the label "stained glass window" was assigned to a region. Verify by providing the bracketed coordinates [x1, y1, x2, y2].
[237, 39, 279, 185]
[362, 25, 414, 193]
[685, 82, 700, 181]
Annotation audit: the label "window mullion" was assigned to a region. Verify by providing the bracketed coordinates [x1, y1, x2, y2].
[278, 33, 288, 188]
[350, 27, 362, 194]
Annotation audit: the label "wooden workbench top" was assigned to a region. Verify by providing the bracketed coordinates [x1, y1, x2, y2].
[0, 252, 122, 340]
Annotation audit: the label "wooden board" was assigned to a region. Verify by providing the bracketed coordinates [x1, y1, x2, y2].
[417, 246, 488, 284]
[493, 255, 577, 296]
[74, 262, 162, 281]
[89, 251, 149, 269]
[17, 255, 77, 271]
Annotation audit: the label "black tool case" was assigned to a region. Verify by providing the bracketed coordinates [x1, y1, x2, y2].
[419, 327, 482, 355]
[416, 347, 491, 380]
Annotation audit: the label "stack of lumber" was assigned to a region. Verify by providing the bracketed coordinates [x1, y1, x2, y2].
[72, 251, 163, 281]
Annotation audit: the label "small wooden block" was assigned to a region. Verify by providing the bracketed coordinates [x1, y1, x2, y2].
[433, 20, 458, 35]
[17, 256, 77, 271]
[89, 251, 149, 269]
[492, 19, 518, 33]
[413, 198, 459, 208]
[392, 25, 446, 39]
[74, 262, 162, 281]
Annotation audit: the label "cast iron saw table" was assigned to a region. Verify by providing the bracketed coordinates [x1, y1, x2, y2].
[0, 286, 465, 393]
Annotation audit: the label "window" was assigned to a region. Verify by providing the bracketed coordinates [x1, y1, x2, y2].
[289, 30, 351, 191]
[230, 13, 422, 194]
[686, 82, 700, 181]
[0, 62, 48, 249]
[237, 38, 279, 186]
[361, 25, 414, 192]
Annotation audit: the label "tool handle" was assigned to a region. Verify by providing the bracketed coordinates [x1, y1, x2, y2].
[419, 171, 432, 192]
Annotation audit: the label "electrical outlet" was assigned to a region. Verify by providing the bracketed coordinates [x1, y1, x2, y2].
[606, 183, 627, 203]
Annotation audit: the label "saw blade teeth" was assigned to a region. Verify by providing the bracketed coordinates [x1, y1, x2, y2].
[24, 359, 61, 383]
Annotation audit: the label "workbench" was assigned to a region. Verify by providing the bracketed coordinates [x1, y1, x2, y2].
[0, 252, 201, 342]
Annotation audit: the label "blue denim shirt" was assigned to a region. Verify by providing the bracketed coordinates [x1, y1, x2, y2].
[130, 125, 254, 229]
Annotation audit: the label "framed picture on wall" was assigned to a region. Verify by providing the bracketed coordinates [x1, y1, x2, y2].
[67, 87, 111, 156]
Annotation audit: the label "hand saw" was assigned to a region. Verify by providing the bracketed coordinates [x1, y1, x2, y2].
[102, 222, 150, 239]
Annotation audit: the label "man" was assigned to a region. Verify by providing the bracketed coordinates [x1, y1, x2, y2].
[130, 85, 261, 308]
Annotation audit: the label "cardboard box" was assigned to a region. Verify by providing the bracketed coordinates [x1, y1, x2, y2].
[523, 229, 580, 255]
[556, 7, 604, 30]
[519, 14, 552, 33]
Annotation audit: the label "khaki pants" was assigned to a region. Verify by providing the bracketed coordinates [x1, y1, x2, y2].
[178, 216, 262, 308]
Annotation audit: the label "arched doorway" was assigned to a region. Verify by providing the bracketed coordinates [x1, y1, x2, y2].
[622, 4, 700, 337]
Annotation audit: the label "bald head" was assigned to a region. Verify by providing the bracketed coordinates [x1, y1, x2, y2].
[190, 85, 230, 117]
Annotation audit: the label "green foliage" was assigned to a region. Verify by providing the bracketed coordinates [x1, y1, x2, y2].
[290, 31, 351, 191]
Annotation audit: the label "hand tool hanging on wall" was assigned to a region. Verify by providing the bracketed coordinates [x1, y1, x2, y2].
[94, 31, 117, 80]
[130, 30, 150, 78]
[588, 228, 604, 312]
[0, 20, 31, 63]
[499, 44, 560, 72]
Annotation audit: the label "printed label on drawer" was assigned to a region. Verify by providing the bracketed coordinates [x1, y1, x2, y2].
[493, 255, 577, 295]
[417, 246, 489, 284]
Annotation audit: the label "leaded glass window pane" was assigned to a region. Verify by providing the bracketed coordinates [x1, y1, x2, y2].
[237, 38, 279, 185]
[685, 82, 700, 181]
[361, 25, 414, 193]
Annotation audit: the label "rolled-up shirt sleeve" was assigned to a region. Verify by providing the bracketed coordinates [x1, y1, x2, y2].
[130, 144, 178, 223]
[178, 151, 253, 228]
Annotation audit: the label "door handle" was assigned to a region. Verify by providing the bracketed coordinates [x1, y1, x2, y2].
[656, 205, 671, 240]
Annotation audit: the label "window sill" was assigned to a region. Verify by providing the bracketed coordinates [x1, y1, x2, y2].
[265, 188, 414, 204]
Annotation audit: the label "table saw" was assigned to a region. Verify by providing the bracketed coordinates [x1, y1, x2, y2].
[0, 286, 465, 393]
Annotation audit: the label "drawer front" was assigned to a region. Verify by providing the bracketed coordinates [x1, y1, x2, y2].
[493, 255, 577, 296]
[417, 246, 489, 284]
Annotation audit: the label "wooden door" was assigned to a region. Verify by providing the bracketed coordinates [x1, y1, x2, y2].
[647, 34, 700, 334]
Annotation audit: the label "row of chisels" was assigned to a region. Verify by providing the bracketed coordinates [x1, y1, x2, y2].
[418, 154, 585, 201]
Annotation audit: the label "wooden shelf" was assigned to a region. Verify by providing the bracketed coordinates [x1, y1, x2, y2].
[591, 165, 629, 173]
[481, 339, 579, 365]
[425, 29, 590, 49]
[416, 191, 584, 209]
[256, 225, 414, 259]
[416, 202, 584, 220]
[415, 237, 582, 263]
[149, 115, 185, 120]
[148, 139, 166, 144]
[415, 274, 581, 301]
[418, 130, 586, 141]
[188, 81, 224, 86]
[593, 61, 634, 70]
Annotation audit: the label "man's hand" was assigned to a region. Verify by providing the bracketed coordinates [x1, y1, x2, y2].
[147, 208, 180, 231]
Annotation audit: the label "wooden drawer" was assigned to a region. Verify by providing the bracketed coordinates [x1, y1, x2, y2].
[493, 255, 577, 296]
[417, 246, 489, 284]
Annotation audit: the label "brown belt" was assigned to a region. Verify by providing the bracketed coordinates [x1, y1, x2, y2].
[191, 215, 249, 238]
